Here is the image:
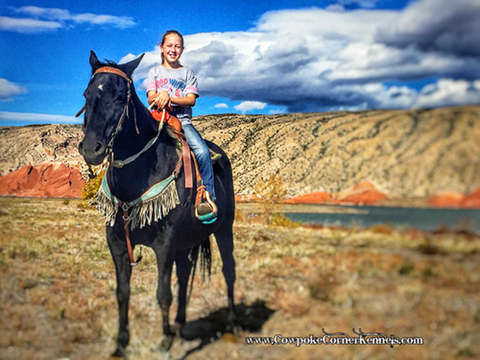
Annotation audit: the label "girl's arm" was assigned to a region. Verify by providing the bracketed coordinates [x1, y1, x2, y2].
[147, 90, 170, 109]
[148, 91, 196, 108]
[171, 93, 196, 107]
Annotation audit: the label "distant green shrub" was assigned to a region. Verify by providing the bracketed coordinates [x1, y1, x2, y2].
[270, 213, 300, 228]
[254, 175, 287, 206]
[255, 176, 299, 227]
[398, 263, 414, 276]
[81, 166, 105, 205]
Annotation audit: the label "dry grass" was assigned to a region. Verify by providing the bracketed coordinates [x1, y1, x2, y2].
[0, 198, 479, 359]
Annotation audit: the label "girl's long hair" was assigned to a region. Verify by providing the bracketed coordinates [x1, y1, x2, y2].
[159, 30, 184, 65]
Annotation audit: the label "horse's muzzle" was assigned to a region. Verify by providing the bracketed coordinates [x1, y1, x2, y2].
[78, 138, 107, 165]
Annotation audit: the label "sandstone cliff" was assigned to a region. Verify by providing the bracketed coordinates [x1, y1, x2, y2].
[0, 106, 479, 202]
[0, 124, 85, 177]
[0, 163, 84, 198]
[194, 106, 480, 199]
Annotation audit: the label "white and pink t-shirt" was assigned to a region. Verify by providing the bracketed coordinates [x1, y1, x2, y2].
[146, 66, 199, 125]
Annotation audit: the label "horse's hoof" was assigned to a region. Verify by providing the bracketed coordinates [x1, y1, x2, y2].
[172, 321, 183, 333]
[110, 346, 127, 359]
[160, 335, 174, 352]
[228, 309, 238, 323]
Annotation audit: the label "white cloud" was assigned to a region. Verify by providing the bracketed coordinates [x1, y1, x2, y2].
[234, 101, 267, 113]
[415, 79, 480, 108]
[71, 14, 135, 29]
[269, 108, 287, 115]
[127, 1, 480, 112]
[326, 4, 346, 12]
[13, 6, 71, 20]
[214, 103, 229, 109]
[336, 0, 379, 9]
[0, 16, 61, 33]
[0, 111, 80, 124]
[352, 79, 480, 110]
[376, 0, 480, 57]
[1, 6, 135, 33]
[0, 79, 28, 100]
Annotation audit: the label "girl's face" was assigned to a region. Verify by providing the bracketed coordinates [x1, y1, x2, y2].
[161, 34, 184, 66]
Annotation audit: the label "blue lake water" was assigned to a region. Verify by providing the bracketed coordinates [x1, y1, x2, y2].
[285, 206, 480, 233]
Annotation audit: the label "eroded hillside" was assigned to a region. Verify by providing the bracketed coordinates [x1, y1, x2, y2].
[195, 106, 480, 198]
[0, 124, 85, 176]
[1, 106, 479, 199]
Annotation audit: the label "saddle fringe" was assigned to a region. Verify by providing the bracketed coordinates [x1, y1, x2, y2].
[94, 178, 180, 230]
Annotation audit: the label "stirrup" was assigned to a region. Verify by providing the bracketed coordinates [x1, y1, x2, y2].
[210, 149, 222, 163]
[195, 191, 218, 224]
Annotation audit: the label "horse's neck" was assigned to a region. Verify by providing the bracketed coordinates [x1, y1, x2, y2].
[112, 91, 157, 154]
[107, 89, 181, 201]
[108, 125, 178, 202]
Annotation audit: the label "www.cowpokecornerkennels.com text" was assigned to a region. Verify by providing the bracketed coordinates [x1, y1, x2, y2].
[245, 329, 424, 348]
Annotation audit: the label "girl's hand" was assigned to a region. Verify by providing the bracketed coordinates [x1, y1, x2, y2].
[153, 90, 171, 109]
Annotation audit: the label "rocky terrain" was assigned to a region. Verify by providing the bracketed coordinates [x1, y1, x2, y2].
[194, 106, 480, 200]
[0, 124, 85, 177]
[0, 124, 86, 198]
[0, 106, 479, 204]
[1, 197, 479, 359]
[0, 163, 84, 198]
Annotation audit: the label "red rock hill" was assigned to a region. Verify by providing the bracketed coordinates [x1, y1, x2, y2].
[285, 181, 388, 206]
[429, 189, 480, 209]
[0, 163, 85, 198]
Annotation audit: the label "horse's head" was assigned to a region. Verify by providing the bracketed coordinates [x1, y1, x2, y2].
[78, 51, 145, 165]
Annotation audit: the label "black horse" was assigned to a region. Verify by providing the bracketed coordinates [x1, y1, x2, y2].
[78, 51, 236, 357]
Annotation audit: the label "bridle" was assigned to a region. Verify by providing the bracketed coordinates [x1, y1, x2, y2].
[76, 66, 133, 133]
[76, 66, 164, 168]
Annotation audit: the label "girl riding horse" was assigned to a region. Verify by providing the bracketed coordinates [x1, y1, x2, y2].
[147, 30, 217, 223]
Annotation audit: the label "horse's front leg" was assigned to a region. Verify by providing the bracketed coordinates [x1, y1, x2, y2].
[153, 240, 175, 351]
[107, 228, 133, 358]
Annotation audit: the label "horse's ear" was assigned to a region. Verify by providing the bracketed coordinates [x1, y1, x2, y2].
[89, 51, 103, 72]
[122, 53, 145, 77]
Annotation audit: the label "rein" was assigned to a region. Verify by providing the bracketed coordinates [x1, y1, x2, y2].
[111, 109, 165, 168]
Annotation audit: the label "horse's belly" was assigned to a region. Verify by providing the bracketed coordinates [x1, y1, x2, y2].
[125, 215, 216, 250]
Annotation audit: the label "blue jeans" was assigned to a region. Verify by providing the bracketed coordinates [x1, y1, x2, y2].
[182, 124, 216, 201]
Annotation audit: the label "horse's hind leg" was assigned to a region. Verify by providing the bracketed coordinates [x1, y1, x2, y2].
[107, 230, 133, 358]
[174, 247, 197, 327]
[152, 241, 175, 351]
[214, 224, 236, 322]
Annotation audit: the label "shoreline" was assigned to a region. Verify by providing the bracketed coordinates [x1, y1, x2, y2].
[1, 194, 479, 210]
[237, 199, 480, 211]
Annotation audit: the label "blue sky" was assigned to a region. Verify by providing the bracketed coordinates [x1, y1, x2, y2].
[1, 0, 479, 126]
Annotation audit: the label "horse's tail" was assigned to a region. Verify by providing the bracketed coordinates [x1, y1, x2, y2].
[200, 237, 212, 280]
[187, 237, 212, 302]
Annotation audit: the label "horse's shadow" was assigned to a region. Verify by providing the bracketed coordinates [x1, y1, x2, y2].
[176, 300, 274, 359]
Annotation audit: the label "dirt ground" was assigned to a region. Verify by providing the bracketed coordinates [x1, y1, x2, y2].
[0, 197, 479, 360]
